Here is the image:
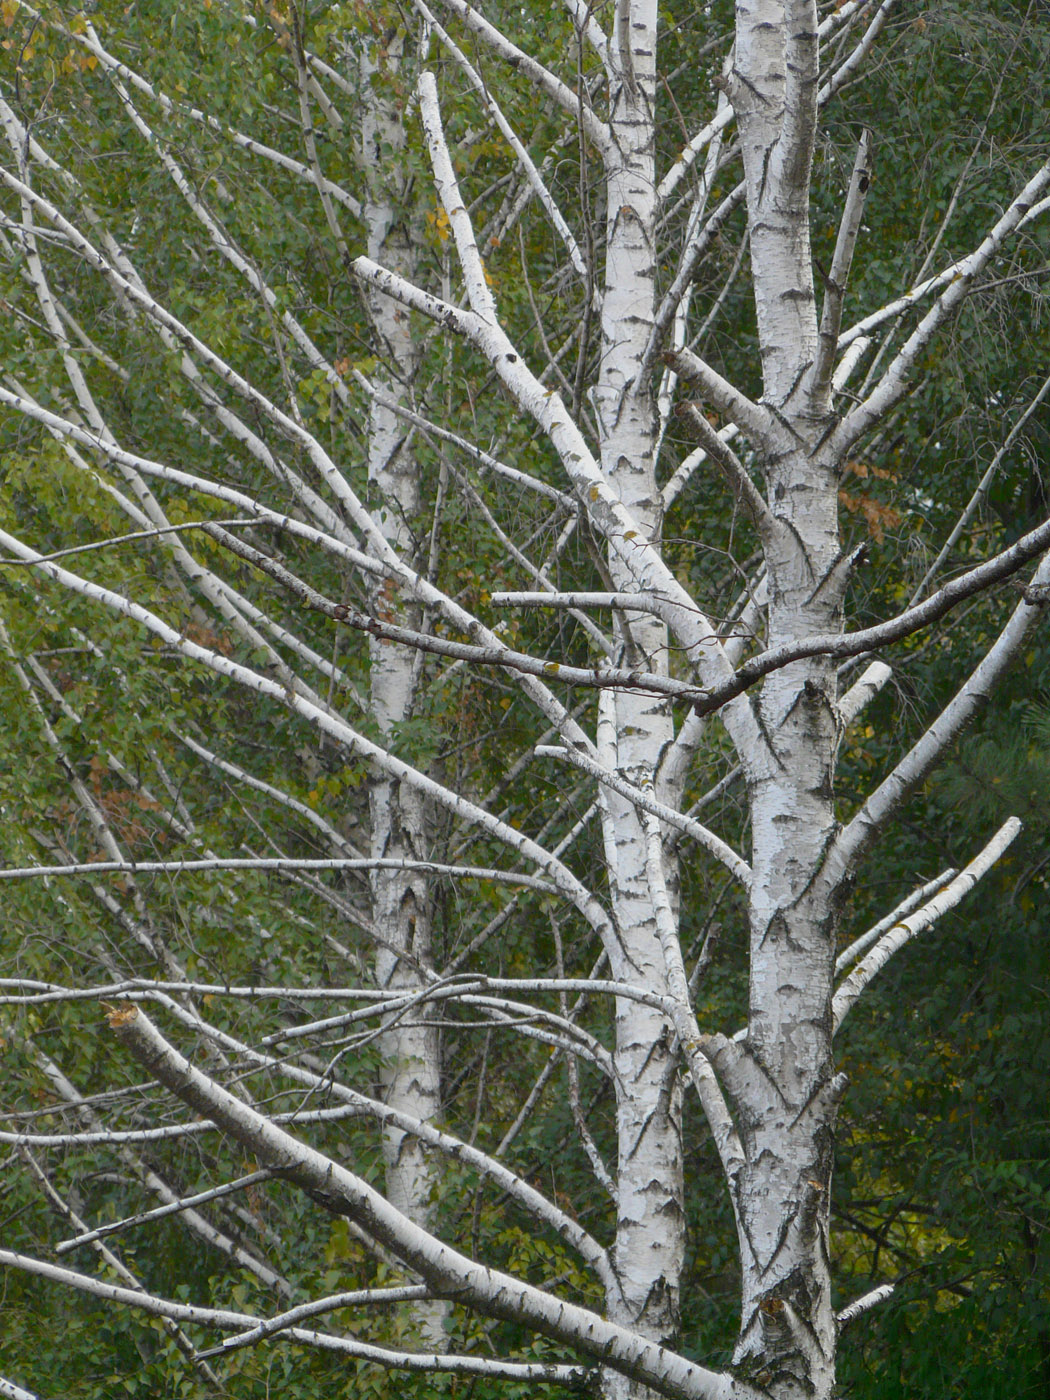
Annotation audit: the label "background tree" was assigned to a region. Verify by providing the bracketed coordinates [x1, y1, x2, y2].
[0, 2, 1048, 1399]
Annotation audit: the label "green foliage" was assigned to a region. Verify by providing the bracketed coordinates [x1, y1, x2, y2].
[0, 0, 1048, 1397]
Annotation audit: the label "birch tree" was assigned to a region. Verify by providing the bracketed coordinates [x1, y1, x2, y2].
[0, 3, 1048, 1399]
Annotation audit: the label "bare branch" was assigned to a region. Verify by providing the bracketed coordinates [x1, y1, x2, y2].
[833, 819, 1022, 1031]
[835, 158, 1050, 453]
[808, 129, 873, 415]
[836, 660, 892, 729]
[0, 1247, 589, 1384]
[908, 369, 1050, 605]
[688, 514, 1050, 716]
[665, 348, 773, 447]
[430, 0, 610, 151]
[836, 1283, 896, 1327]
[640, 806, 745, 1189]
[0, 857, 558, 893]
[536, 744, 752, 887]
[834, 869, 957, 976]
[55, 1172, 274, 1254]
[105, 1005, 753, 1400]
[675, 403, 777, 536]
[0, 1378, 41, 1400]
[828, 551, 1050, 879]
[202, 520, 714, 706]
[414, 34, 595, 298]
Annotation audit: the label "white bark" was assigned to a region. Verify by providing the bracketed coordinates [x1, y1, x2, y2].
[0, 5, 1046, 1398]
[357, 30, 446, 1346]
[105, 1005, 754, 1400]
[0, 1378, 42, 1400]
[582, 8, 689, 1392]
[0, 1247, 589, 1386]
[833, 819, 1022, 1030]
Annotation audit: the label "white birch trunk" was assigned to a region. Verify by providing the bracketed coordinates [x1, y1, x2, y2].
[722, 6, 843, 1394]
[594, 6, 683, 1393]
[359, 26, 445, 1345]
[0, 5, 1043, 1395]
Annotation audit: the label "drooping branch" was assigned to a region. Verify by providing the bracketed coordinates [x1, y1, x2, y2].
[106, 1005, 755, 1400]
[0, 1248, 590, 1386]
[675, 402, 777, 536]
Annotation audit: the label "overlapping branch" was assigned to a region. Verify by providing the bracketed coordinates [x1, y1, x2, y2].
[103, 1004, 754, 1400]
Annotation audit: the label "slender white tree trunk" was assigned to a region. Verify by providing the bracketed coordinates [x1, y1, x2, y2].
[594, 6, 683, 1393]
[721, 5, 843, 1394]
[360, 26, 445, 1344]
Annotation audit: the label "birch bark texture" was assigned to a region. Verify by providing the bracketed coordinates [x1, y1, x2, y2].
[358, 27, 448, 1346]
[0, 3, 1048, 1400]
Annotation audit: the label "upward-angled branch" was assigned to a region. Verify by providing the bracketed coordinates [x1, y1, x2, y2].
[349, 272, 764, 763]
[414, 28, 595, 296]
[686, 514, 1050, 716]
[808, 129, 872, 416]
[535, 743, 752, 887]
[834, 157, 1050, 454]
[825, 551, 1050, 884]
[429, 0, 610, 151]
[833, 818, 1021, 1030]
